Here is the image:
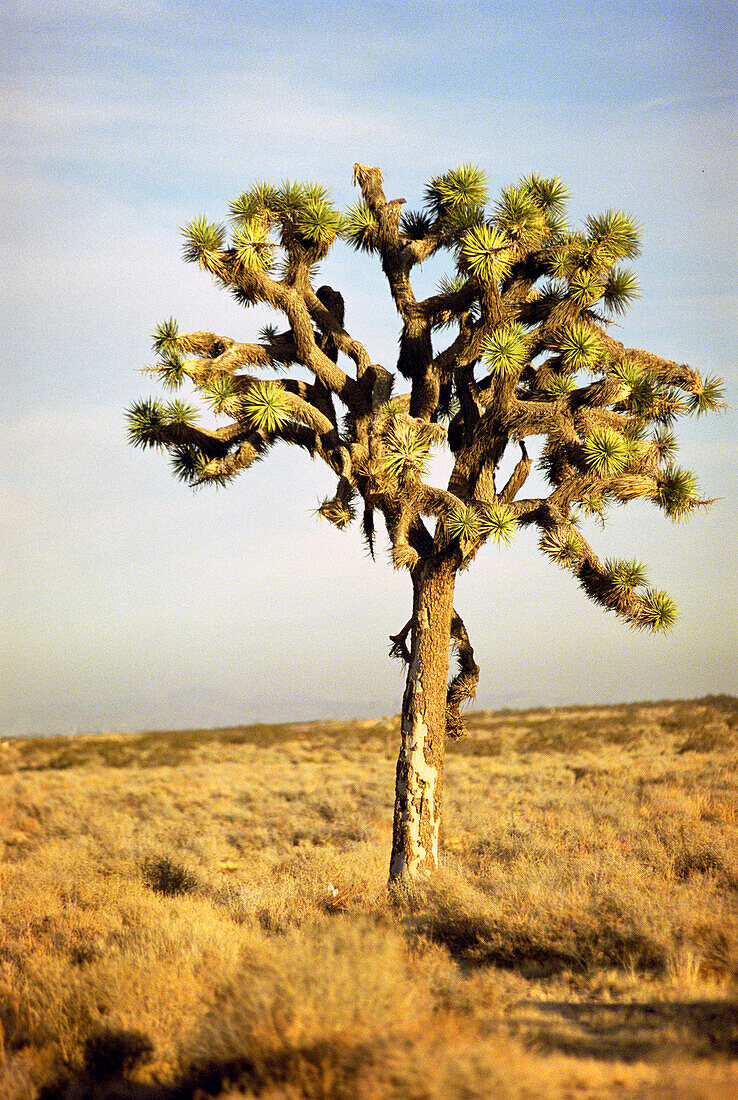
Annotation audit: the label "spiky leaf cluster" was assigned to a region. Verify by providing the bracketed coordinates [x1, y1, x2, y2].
[605, 558, 649, 601]
[163, 399, 199, 427]
[318, 496, 355, 529]
[241, 380, 292, 433]
[608, 358, 642, 388]
[481, 322, 530, 377]
[519, 173, 569, 216]
[480, 501, 518, 546]
[493, 184, 548, 248]
[560, 322, 603, 371]
[126, 398, 166, 448]
[401, 209, 434, 240]
[640, 589, 678, 631]
[569, 270, 605, 308]
[181, 217, 226, 266]
[447, 504, 483, 548]
[425, 164, 488, 218]
[602, 267, 640, 315]
[650, 428, 678, 462]
[584, 427, 629, 476]
[381, 419, 432, 485]
[152, 318, 180, 356]
[656, 465, 703, 520]
[584, 210, 641, 265]
[458, 223, 512, 283]
[540, 528, 584, 566]
[294, 191, 343, 245]
[579, 490, 607, 522]
[229, 182, 280, 225]
[170, 445, 209, 485]
[199, 375, 241, 416]
[258, 182, 343, 261]
[544, 371, 576, 396]
[687, 374, 725, 416]
[155, 350, 185, 390]
[233, 219, 276, 273]
[342, 201, 379, 253]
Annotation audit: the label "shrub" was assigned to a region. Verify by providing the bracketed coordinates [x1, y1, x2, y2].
[141, 855, 198, 897]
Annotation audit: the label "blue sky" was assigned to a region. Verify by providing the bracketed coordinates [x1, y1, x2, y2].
[1, 0, 736, 735]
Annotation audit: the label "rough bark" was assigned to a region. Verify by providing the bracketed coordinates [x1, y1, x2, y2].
[389, 557, 456, 882]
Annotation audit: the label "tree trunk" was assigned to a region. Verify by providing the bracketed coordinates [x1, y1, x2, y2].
[389, 557, 456, 883]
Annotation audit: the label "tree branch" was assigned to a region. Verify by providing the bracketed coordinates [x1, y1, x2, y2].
[389, 617, 413, 663]
[446, 610, 480, 740]
[499, 442, 531, 504]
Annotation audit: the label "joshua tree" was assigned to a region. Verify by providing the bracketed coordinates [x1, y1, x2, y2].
[127, 164, 723, 882]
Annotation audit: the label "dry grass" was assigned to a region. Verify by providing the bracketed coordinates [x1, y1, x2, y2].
[0, 696, 736, 1098]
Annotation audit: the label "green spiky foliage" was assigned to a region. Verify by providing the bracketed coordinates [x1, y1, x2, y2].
[622, 432, 647, 469]
[602, 267, 641, 315]
[241, 380, 292, 433]
[163, 399, 200, 427]
[608, 358, 642, 387]
[687, 374, 726, 416]
[170, 445, 209, 485]
[584, 427, 629, 476]
[152, 318, 180, 357]
[656, 465, 703, 519]
[584, 210, 641, 265]
[381, 419, 431, 485]
[342, 201, 379, 253]
[129, 163, 722, 884]
[268, 182, 343, 257]
[579, 490, 607, 521]
[199, 375, 241, 416]
[481, 322, 529, 377]
[606, 558, 649, 600]
[425, 164, 489, 217]
[233, 219, 276, 273]
[544, 372, 576, 396]
[479, 501, 518, 546]
[493, 184, 548, 248]
[560, 321, 603, 371]
[295, 191, 343, 245]
[650, 428, 678, 462]
[376, 398, 407, 423]
[156, 350, 186, 390]
[228, 182, 280, 225]
[447, 503, 483, 548]
[126, 398, 167, 448]
[459, 223, 513, 283]
[181, 216, 226, 266]
[540, 527, 584, 567]
[401, 209, 434, 240]
[640, 589, 678, 632]
[519, 173, 569, 216]
[569, 270, 605, 308]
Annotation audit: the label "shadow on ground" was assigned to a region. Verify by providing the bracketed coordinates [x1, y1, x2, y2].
[38, 1001, 737, 1099]
[505, 998, 738, 1062]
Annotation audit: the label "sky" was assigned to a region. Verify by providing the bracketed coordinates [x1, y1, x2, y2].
[1, 0, 736, 736]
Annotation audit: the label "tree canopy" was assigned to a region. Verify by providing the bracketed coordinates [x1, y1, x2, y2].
[128, 163, 723, 878]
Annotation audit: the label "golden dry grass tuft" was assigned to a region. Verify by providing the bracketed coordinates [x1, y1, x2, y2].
[0, 696, 736, 1098]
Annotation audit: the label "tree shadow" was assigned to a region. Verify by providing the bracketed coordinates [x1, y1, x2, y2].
[505, 998, 738, 1062]
[39, 1040, 378, 1100]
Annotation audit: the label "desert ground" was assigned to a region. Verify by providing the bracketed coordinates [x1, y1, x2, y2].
[1, 696, 736, 1099]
